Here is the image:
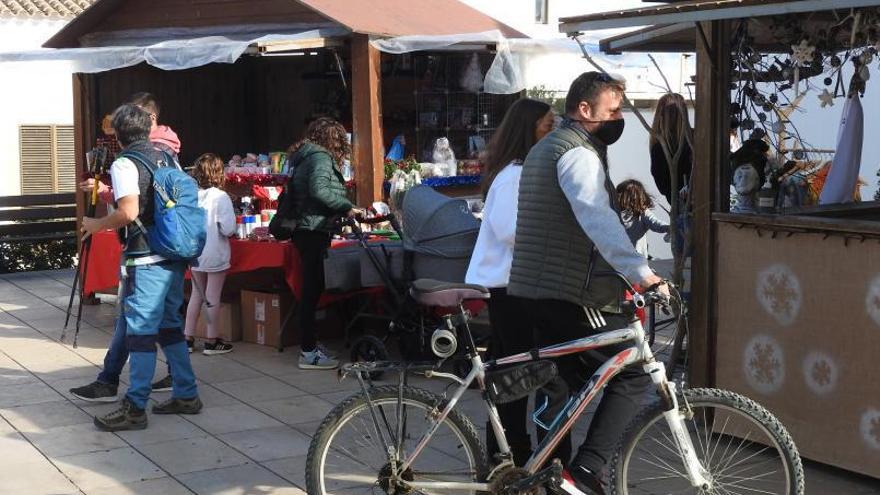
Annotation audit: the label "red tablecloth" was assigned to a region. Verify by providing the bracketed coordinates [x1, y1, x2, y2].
[82, 231, 365, 306]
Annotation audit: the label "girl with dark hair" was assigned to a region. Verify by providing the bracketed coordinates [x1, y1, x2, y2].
[285, 117, 361, 370]
[184, 153, 236, 355]
[465, 97, 553, 465]
[616, 179, 669, 257]
[650, 93, 693, 204]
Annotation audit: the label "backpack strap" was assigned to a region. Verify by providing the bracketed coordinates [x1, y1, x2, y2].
[118, 150, 176, 235]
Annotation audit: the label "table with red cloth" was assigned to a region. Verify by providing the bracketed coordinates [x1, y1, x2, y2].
[82, 230, 369, 307]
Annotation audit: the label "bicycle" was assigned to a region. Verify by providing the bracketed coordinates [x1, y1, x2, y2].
[305, 275, 805, 494]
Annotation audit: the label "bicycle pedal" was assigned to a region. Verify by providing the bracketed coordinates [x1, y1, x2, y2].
[506, 460, 563, 494]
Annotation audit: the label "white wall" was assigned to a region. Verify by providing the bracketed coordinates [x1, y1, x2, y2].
[0, 18, 75, 196]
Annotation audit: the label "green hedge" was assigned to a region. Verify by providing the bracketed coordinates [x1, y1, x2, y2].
[0, 239, 77, 274]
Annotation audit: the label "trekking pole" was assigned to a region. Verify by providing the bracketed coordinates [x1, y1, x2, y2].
[62, 148, 108, 347]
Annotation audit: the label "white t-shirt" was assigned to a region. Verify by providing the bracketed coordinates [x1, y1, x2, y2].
[193, 187, 237, 272]
[465, 163, 521, 288]
[110, 157, 139, 201]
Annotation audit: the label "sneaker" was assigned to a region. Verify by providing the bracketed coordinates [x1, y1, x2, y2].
[315, 342, 338, 359]
[559, 466, 606, 495]
[70, 381, 118, 403]
[186, 338, 195, 353]
[299, 348, 340, 370]
[151, 375, 173, 392]
[94, 397, 147, 431]
[152, 396, 203, 415]
[203, 340, 233, 356]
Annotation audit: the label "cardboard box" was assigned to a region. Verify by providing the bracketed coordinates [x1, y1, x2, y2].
[240, 290, 298, 348]
[192, 302, 242, 343]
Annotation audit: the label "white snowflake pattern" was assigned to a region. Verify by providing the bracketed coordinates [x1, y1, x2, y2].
[866, 275, 880, 328]
[743, 335, 785, 394]
[802, 351, 838, 396]
[859, 408, 880, 450]
[756, 264, 802, 326]
[791, 39, 816, 64]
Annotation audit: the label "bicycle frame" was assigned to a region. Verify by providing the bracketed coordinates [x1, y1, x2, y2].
[383, 316, 710, 492]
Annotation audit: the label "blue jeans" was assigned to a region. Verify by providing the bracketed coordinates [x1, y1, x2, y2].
[119, 261, 198, 410]
[96, 309, 172, 386]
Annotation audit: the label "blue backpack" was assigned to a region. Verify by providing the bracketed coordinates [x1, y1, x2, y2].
[122, 150, 207, 261]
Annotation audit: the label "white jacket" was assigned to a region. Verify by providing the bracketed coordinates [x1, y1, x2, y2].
[193, 187, 236, 272]
[466, 163, 521, 288]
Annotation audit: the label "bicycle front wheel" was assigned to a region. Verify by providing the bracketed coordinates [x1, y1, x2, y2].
[305, 385, 488, 494]
[611, 388, 804, 495]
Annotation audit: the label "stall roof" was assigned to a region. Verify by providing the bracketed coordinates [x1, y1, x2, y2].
[562, 0, 880, 54]
[45, 0, 525, 48]
[0, 0, 93, 19]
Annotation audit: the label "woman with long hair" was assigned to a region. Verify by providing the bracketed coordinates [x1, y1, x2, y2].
[616, 179, 669, 258]
[466, 98, 553, 465]
[285, 117, 359, 370]
[650, 93, 693, 204]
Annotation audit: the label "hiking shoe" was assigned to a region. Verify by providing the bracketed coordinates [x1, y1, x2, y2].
[94, 397, 147, 431]
[152, 396, 203, 415]
[299, 348, 339, 370]
[561, 466, 606, 495]
[70, 381, 118, 403]
[203, 340, 233, 356]
[151, 375, 173, 392]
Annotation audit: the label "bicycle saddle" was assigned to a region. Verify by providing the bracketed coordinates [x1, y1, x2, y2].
[409, 279, 490, 307]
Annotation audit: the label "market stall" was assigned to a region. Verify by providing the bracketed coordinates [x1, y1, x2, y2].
[13, 0, 528, 349]
[562, 0, 880, 478]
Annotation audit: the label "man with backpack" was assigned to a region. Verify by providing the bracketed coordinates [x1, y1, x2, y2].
[71, 92, 185, 402]
[80, 104, 203, 431]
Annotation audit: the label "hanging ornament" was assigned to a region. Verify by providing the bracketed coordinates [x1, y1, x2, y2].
[750, 128, 766, 140]
[742, 118, 755, 130]
[824, 77, 833, 86]
[818, 88, 835, 108]
[758, 112, 767, 122]
[859, 64, 871, 82]
[830, 55, 842, 67]
[771, 121, 786, 134]
[730, 116, 741, 130]
[861, 51, 874, 65]
[791, 39, 816, 64]
[769, 94, 779, 104]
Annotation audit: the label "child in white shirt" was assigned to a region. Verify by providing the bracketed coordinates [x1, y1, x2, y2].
[184, 153, 236, 355]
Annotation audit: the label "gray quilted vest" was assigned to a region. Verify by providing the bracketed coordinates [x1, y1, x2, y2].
[507, 122, 625, 313]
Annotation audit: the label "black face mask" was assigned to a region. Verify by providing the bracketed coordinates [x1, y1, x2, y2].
[585, 118, 625, 145]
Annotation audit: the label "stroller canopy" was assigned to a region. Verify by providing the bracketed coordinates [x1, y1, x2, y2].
[401, 185, 479, 258]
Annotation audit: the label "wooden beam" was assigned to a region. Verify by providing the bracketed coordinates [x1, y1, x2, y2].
[350, 33, 384, 205]
[689, 19, 731, 389]
[72, 73, 96, 248]
[251, 37, 343, 54]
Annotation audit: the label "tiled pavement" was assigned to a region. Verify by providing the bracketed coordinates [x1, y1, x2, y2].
[0, 269, 878, 494]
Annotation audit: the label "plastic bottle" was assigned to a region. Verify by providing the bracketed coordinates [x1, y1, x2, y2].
[240, 197, 255, 236]
[758, 178, 776, 213]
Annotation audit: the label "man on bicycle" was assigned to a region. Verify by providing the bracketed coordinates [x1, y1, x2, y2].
[507, 71, 669, 494]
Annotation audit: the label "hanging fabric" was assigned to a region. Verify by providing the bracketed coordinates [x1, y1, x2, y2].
[819, 95, 863, 204]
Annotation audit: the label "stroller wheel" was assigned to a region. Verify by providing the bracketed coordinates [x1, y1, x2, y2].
[349, 335, 389, 380]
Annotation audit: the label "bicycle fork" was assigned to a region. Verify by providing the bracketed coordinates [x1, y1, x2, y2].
[644, 359, 712, 490]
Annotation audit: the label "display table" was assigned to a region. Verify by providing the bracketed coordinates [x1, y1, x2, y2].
[82, 230, 368, 307]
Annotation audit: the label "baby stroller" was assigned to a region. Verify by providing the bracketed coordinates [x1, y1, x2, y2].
[343, 185, 483, 378]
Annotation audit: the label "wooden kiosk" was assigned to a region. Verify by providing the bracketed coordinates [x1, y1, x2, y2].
[561, 0, 880, 478]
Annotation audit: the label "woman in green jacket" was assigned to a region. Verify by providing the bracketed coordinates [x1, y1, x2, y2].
[286, 117, 359, 370]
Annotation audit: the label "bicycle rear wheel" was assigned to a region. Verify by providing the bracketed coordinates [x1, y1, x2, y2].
[611, 388, 804, 495]
[306, 385, 488, 494]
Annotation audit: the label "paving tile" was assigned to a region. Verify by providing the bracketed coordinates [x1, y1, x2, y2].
[262, 455, 308, 488]
[252, 396, 335, 426]
[53, 447, 165, 491]
[138, 435, 250, 475]
[0, 400, 91, 432]
[213, 376, 308, 404]
[23, 422, 128, 457]
[217, 425, 312, 461]
[188, 357, 264, 383]
[276, 370, 359, 395]
[186, 403, 283, 435]
[115, 412, 204, 446]
[177, 462, 305, 494]
[0, 380, 65, 408]
[83, 476, 193, 495]
[187, 384, 243, 408]
[0, 455, 79, 494]
[290, 421, 324, 440]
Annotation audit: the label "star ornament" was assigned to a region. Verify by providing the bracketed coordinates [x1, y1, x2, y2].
[791, 39, 816, 65]
[818, 88, 835, 108]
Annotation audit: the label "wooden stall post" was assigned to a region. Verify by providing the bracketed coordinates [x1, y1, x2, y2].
[351, 33, 384, 205]
[72, 73, 96, 246]
[689, 20, 731, 388]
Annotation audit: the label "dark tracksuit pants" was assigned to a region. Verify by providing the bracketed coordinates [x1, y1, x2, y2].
[523, 298, 651, 474]
[485, 288, 535, 466]
[292, 230, 331, 352]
